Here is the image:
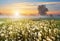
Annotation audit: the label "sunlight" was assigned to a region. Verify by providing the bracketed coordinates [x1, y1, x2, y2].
[13, 10, 20, 18]
[15, 11, 19, 17]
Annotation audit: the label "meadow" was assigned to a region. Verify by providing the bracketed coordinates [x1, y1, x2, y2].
[0, 18, 60, 41]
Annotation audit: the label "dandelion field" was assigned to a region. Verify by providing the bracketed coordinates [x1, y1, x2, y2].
[0, 18, 60, 41]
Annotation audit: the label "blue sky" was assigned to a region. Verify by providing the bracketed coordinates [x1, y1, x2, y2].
[0, 0, 60, 15]
[0, 0, 60, 5]
[0, 0, 60, 11]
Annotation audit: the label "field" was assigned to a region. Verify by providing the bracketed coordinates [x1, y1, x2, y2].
[0, 18, 60, 41]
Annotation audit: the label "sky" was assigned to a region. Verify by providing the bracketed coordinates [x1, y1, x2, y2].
[0, 0, 60, 16]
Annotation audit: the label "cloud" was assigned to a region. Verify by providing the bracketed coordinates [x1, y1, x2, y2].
[0, 2, 60, 15]
[34, 2, 60, 5]
[0, 2, 60, 8]
[0, 2, 60, 9]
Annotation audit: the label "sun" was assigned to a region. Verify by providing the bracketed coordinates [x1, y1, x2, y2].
[13, 11, 20, 18]
[15, 11, 19, 16]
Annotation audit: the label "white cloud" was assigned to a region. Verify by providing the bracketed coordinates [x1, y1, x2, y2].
[0, 2, 60, 10]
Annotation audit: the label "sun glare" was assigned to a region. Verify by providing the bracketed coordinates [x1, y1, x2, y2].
[13, 11, 20, 18]
[15, 12, 19, 16]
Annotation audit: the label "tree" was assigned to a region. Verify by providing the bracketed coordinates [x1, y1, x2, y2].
[38, 5, 48, 15]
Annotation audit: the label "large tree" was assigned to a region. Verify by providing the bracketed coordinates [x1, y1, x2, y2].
[38, 5, 48, 15]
